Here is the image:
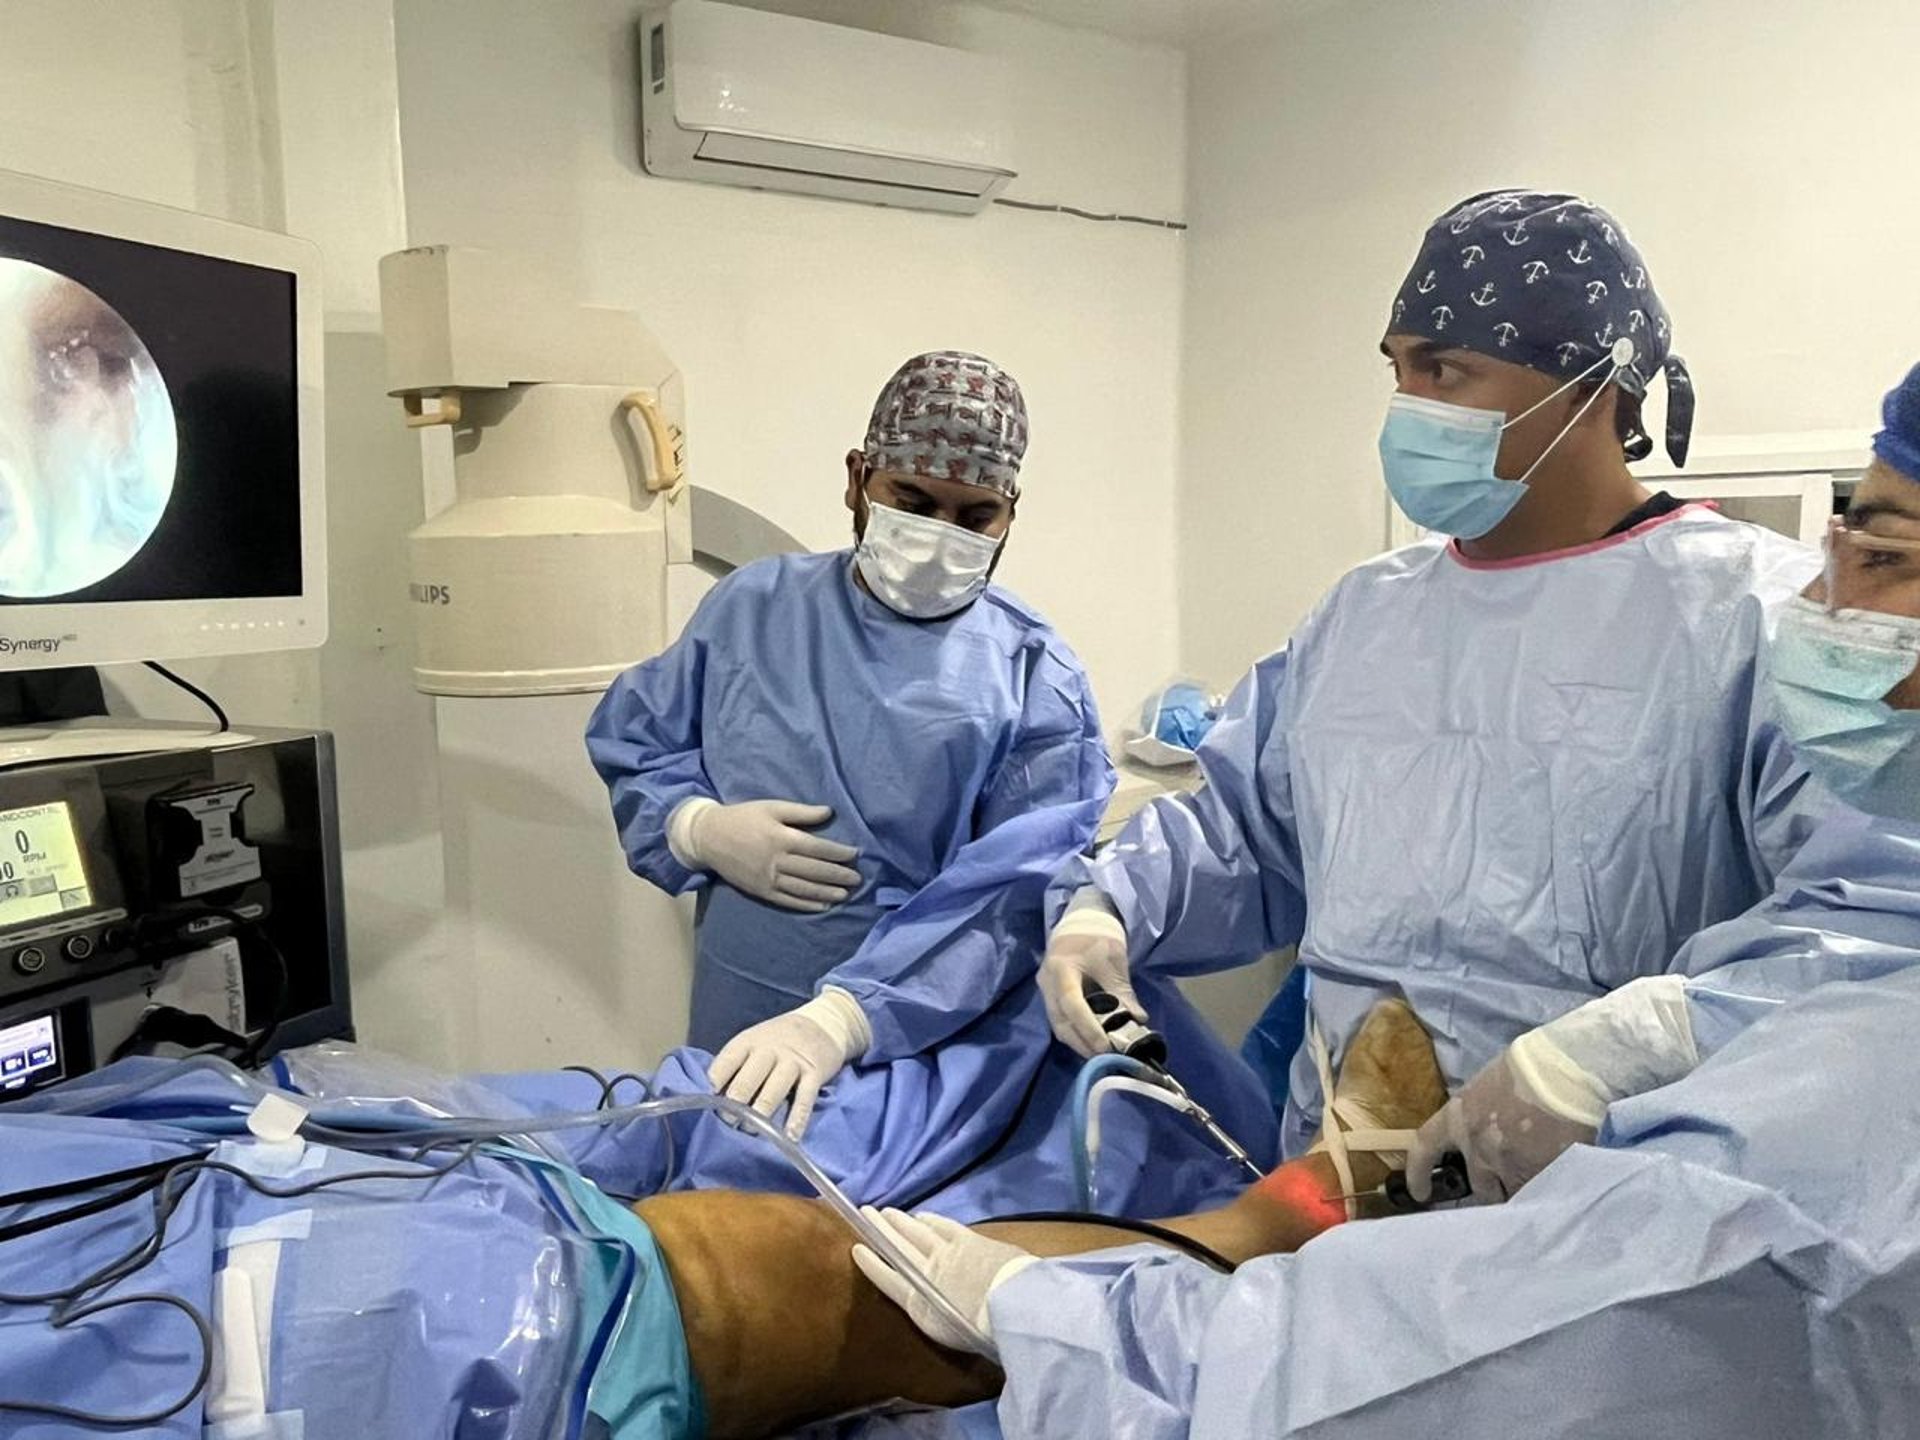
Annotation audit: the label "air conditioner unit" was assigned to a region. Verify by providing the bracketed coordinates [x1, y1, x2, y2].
[638, 1, 1016, 215]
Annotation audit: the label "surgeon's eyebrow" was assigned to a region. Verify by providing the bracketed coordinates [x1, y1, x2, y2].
[1846, 498, 1920, 529]
[889, 480, 935, 506]
[1380, 340, 1479, 385]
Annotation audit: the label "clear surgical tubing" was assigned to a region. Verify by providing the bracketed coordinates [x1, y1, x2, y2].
[1071, 1053, 1176, 1210]
[122, 1062, 994, 1354]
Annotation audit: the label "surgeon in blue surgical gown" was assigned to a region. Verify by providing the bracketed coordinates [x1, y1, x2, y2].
[859, 360, 1920, 1440]
[1401, 358, 1920, 1203]
[1039, 190, 1841, 1161]
[588, 352, 1116, 1139]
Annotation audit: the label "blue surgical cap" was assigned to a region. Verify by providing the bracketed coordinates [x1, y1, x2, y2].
[1386, 190, 1695, 466]
[1872, 361, 1920, 483]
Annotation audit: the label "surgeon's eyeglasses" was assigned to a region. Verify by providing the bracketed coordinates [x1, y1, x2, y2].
[1822, 514, 1920, 611]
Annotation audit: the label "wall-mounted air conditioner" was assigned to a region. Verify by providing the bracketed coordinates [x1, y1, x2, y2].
[638, 1, 1017, 215]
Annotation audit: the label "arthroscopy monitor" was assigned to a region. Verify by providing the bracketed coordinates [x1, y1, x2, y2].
[0, 168, 326, 670]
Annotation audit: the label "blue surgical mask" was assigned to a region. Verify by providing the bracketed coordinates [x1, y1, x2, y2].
[1379, 344, 1630, 540]
[1769, 595, 1920, 823]
[1146, 681, 1218, 750]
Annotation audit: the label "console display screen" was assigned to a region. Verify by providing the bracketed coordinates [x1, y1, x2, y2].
[0, 1012, 59, 1092]
[0, 800, 90, 927]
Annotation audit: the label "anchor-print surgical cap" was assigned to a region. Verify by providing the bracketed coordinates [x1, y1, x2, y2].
[1386, 190, 1694, 465]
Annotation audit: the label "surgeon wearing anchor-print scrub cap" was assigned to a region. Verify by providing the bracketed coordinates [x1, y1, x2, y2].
[1038, 187, 1838, 1184]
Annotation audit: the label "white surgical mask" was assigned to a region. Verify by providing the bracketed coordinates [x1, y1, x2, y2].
[855, 500, 1002, 619]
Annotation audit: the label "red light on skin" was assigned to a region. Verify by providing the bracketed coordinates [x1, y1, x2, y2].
[1254, 1160, 1350, 1236]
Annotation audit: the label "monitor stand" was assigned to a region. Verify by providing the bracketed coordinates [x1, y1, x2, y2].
[0, 719, 255, 770]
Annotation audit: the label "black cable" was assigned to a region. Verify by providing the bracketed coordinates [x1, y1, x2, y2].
[0, 1168, 213, 1428]
[0, 1139, 483, 1429]
[109, 1007, 251, 1065]
[559, 1065, 673, 1198]
[124, 904, 293, 1068]
[232, 915, 291, 1068]
[561, 1064, 619, 1110]
[0, 1156, 182, 1211]
[980, 1209, 1236, 1273]
[993, 196, 1188, 232]
[141, 662, 229, 732]
[602, 1072, 653, 1105]
[610, 1071, 676, 1193]
[0, 1168, 171, 1245]
[0, 1289, 214, 1430]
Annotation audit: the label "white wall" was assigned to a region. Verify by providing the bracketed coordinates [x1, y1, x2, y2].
[0, 0, 316, 725]
[394, 0, 1187, 712]
[1180, 0, 1920, 683]
[263, 3, 455, 1066]
[392, 0, 1191, 1067]
[0, 0, 449, 1061]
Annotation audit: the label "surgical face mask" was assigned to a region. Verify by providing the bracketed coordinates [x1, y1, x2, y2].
[1768, 595, 1920, 823]
[1379, 341, 1633, 540]
[854, 498, 1003, 620]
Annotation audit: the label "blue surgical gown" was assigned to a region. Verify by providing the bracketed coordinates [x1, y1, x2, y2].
[975, 814, 1920, 1439]
[1055, 508, 1836, 1155]
[587, 550, 1113, 1054]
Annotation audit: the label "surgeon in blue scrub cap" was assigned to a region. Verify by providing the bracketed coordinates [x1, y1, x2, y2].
[589, 352, 1112, 1138]
[1407, 361, 1920, 1204]
[1769, 362, 1920, 814]
[1038, 190, 1874, 1165]
[868, 371, 1920, 1440]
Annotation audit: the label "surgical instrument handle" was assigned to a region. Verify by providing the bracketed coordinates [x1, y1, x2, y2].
[1382, 1151, 1472, 1211]
[1083, 983, 1168, 1067]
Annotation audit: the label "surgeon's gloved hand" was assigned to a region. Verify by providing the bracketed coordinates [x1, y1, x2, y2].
[1403, 1053, 1595, 1204]
[850, 1206, 1038, 1358]
[669, 797, 861, 913]
[707, 988, 871, 1139]
[1406, 974, 1700, 1204]
[1039, 891, 1144, 1059]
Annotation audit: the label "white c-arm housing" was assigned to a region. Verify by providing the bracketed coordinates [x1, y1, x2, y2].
[380, 245, 691, 696]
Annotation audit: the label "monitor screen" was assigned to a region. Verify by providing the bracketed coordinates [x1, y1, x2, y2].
[0, 169, 324, 671]
[0, 215, 301, 602]
[0, 1011, 60, 1091]
[0, 800, 90, 928]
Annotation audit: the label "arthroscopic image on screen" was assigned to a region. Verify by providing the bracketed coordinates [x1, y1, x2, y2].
[0, 213, 300, 604]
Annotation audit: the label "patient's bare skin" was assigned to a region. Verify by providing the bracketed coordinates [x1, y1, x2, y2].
[639, 998, 1445, 1439]
[638, 1170, 1356, 1439]
[640, 1190, 996, 1438]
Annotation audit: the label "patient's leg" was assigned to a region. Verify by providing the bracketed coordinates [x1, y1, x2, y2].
[643, 1161, 1357, 1437]
[639, 997, 1444, 1438]
[639, 1189, 999, 1439]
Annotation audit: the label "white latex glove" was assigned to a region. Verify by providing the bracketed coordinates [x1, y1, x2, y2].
[707, 988, 871, 1139]
[1402, 1052, 1595, 1204]
[1407, 975, 1699, 1204]
[1038, 893, 1144, 1059]
[671, 797, 861, 913]
[850, 1206, 1037, 1358]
